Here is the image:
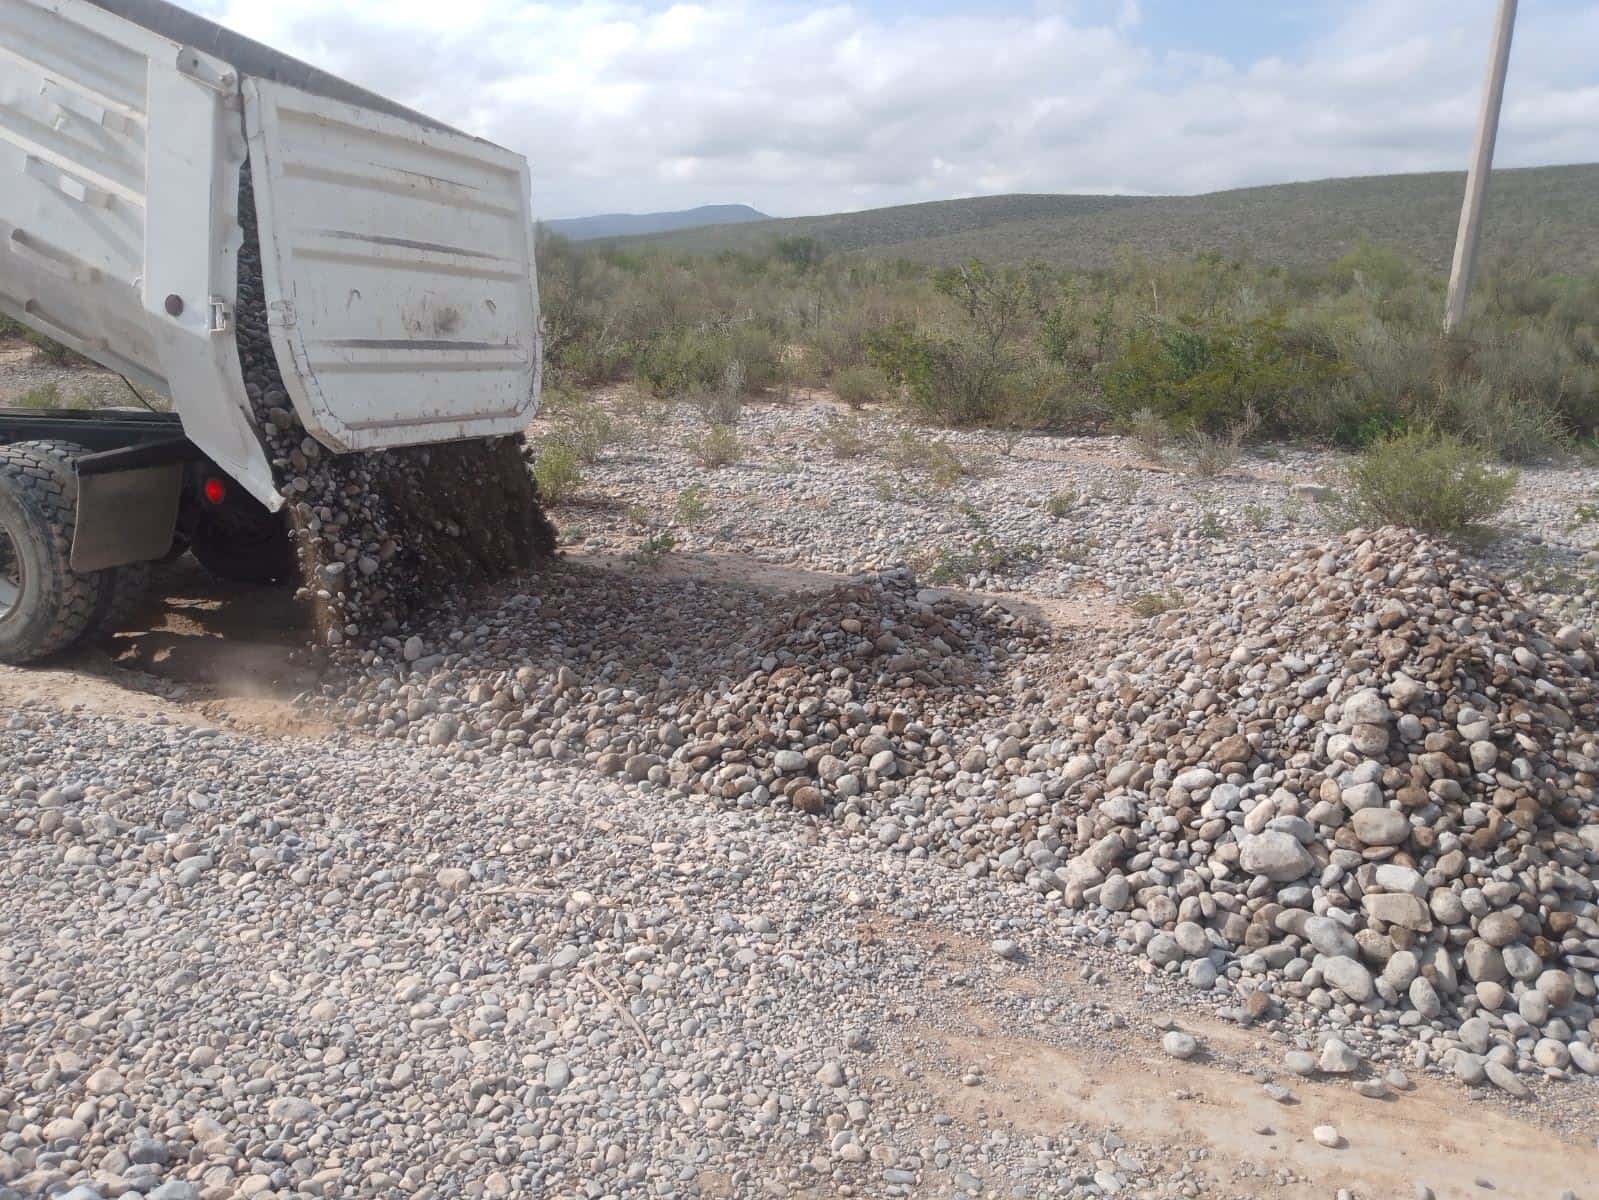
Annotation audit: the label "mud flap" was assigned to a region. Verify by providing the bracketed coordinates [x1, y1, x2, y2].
[71, 462, 183, 572]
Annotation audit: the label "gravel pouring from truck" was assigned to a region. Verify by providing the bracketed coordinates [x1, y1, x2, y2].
[0, 0, 546, 661]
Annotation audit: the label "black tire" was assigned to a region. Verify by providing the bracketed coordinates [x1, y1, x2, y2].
[191, 512, 296, 584]
[90, 559, 153, 639]
[0, 443, 102, 663]
[8, 439, 153, 641]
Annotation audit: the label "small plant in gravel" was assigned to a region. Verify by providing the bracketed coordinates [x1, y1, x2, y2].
[1056, 537, 1094, 565]
[1046, 489, 1075, 519]
[920, 537, 1039, 585]
[694, 424, 742, 468]
[1341, 428, 1517, 536]
[925, 439, 968, 490]
[1243, 502, 1272, 529]
[885, 427, 923, 473]
[1130, 590, 1186, 617]
[1123, 407, 1169, 462]
[533, 442, 582, 504]
[542, 391, 623, 464]
[627, 528, 678, 568]
[884, 427, 971, 490]
[819, 411, 870, 459]
[1183, 426, 1246, 477]
[675, 484, 710, 525]
[625, 503, 650, 530]
[1519, 543, 1588, 597]
[21, 330, 82, 366]
[618, 390, 674, 435]
[693, 360, 746, 427]
[1197, 509, 1229, 539]
[14, 383, 65, 409]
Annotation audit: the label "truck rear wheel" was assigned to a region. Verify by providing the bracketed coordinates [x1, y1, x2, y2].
[91, 559, 153, 639]
[8, 439, 154, 640]
[0, 443, 102, 663]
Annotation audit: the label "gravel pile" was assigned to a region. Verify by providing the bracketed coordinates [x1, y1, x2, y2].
[318, 564, 1048, 819]
[233, 161, 553, 646]
[312, 523, 1599, 1092]
[1032, 526, 1599, 1081]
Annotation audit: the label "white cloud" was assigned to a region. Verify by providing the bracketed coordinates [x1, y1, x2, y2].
[178, 0, 1599, 217]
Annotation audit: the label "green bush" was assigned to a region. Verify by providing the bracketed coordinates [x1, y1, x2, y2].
[14, 382, 66, 409]
[637, 324, 780, 403]
[533, 442, 582, 504]
[1120, 407, 1169, 462]
[1343, 429, 1517, 535]
[540, 390, 619, 463]
[1102, 317, 1344, 433]
[832, 364, 887, 408]
[1436, 377, 1566, 463]
[526, 234, 1599, 459]
[693, 424, 741, 468]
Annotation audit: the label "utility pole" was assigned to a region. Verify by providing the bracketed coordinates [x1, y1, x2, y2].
[1443, 0, 1518, 335]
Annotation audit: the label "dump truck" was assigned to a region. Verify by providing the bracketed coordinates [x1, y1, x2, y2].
[0, 0, 544, 662]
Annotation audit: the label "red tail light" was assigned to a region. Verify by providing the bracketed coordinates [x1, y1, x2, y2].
[202, 477, 227, 506]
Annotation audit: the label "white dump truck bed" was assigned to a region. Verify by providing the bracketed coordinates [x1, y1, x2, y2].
[0, 0, 540, 507]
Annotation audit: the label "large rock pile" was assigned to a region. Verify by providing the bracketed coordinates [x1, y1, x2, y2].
[314, 527, 1599, 1081]
[233, 160, 552, 645]
[1034, 527, 1599, 1073]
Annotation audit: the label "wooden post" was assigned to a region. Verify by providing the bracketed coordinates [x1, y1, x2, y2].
[1443, 0, 1519, 335]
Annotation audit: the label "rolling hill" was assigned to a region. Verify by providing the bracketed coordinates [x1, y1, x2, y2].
[618, 164, 1599, 271]
[544, 204, 768, 241]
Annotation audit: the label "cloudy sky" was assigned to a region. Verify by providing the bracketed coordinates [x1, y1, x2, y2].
[177, 0, 1599, 219]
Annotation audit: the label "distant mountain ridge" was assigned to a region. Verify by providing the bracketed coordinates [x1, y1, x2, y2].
[543, 204, 769, 241]
[614, 164, 1599, 272]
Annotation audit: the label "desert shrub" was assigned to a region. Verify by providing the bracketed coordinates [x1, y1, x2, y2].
[638, 322, 780, 409]
[675, 484, 709, 525]
[1331, 239, 1419, 294]
[819, 411, 869, 459]
[1045, 489, 1074, 518]
[868, 261, 1045, 428]
[637, 328, 729, 399]
[627, 528, 677, 568]
[533, 442, 582, 504]
[14, 385, 68, 412]
[925, 439, 968, 490]
[832, 364, 888, 408]
[540, 391, 619, 463]
[1343, 429, 1517, 535]
[1102, 316, 1344, 433]
[1436, 377, 1566, 463]
[693, 424, 742, 468]
[1120, 407, 1170, 462]
[1184, 429, 1242, 477]
[528, 236, 1597, 459]
[1471, 325, 1599, 436]
[1130, 591, 1186, 617]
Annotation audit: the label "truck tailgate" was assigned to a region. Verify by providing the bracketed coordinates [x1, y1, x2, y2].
[242, 77, 540, 453]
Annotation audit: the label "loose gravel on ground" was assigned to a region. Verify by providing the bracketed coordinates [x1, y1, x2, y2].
[5, 388, 1599, 1199]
